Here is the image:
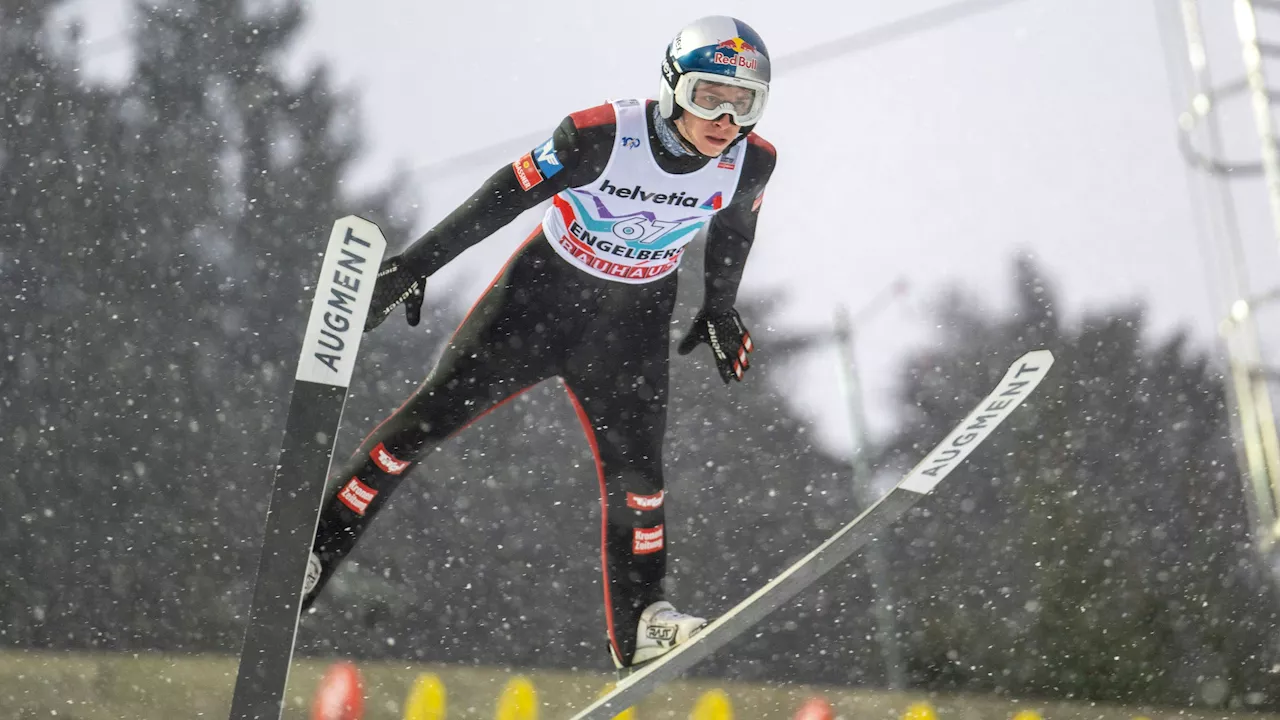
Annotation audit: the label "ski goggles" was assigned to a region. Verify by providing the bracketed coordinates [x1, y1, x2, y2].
[674, 72, 768, 127]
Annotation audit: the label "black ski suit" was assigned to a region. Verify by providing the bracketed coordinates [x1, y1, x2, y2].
[307, 100, 776, 665]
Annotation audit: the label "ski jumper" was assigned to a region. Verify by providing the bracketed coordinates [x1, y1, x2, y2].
[308, 99, 776, 665]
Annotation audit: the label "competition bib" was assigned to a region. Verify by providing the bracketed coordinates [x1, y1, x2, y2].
[542, 99, 745, 284]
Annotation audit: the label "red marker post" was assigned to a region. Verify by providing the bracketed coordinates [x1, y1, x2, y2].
[793, 696, 834, 720]
[311, 662, 365, 720]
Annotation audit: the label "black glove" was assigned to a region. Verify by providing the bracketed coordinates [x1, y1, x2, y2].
[677, 307, 754, 384]
[364, 255, 425, 332]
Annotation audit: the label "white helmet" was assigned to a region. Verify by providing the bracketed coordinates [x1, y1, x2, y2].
[659, 16, 771, 133]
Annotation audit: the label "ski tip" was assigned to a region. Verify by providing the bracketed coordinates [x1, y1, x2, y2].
[333, 215, 388, 250]
[337, 213, 380, 229]
[294, 219, 388, 387]
[1016, 349, 1055, 369]
[897, 348, 1056, 496]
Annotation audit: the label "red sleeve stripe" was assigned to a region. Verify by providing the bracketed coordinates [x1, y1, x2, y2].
[570, 102, 616, 130]
[746, 132, 776, 156]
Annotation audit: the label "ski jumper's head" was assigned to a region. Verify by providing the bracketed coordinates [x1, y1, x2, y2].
[658, 16, 771, 159]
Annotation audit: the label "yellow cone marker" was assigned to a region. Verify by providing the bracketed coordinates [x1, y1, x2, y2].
[903, 702, 938, 720]
[1011, 711, 1043, 720]
[598, 681, 637, 720]
[690, 689, 733, 720]
[495, 676, 538, 720]
[403, 673, 446, 720]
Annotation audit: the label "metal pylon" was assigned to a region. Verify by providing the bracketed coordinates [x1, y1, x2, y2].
[1170, 0, 1280, 553]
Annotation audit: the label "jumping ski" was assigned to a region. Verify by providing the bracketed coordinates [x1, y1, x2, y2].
[228, 216, 387, 720]
[569, 349, 1055, 720]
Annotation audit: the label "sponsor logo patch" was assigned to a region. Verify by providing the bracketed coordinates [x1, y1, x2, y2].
[716, 37, 759, 55]
[647, 626, 676, 642]
[370, 442, 409, 475]
[338, 477, 377, 515]
[627, 490, 665, 510]
[700, 191, 723, 211]
[512, 152, 544, 191]
[534, 138, 563, 179]
[599, 178, 700, 207]
[555, 232, 682, 280]
[633, 525, 665, 555]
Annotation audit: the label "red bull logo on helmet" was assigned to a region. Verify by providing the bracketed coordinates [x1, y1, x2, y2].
[716, 37, 759, 54]
[713, 52, 758, 70]
[713, 37, 760, 70]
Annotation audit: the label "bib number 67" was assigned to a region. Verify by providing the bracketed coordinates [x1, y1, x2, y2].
[612, 216, 679, 245]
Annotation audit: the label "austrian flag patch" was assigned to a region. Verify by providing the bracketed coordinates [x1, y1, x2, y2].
[633, 525, 665, 555]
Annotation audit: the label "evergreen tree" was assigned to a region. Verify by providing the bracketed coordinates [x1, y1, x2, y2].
[2, 0, 407, 652]
[881, 258, 1280, 707]
[1, 0, 133, 648]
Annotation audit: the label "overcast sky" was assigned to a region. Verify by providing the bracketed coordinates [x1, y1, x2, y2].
[61, 0, 1280, 457]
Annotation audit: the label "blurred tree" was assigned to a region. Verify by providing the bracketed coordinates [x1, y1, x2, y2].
[1, 0, 139, 648]
[122, 0, 412, 651]
[880, 257, 1280, 708]
[1, 0, 407, 653]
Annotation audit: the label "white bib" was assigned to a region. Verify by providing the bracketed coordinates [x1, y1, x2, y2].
[542, 99, 745, 284]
